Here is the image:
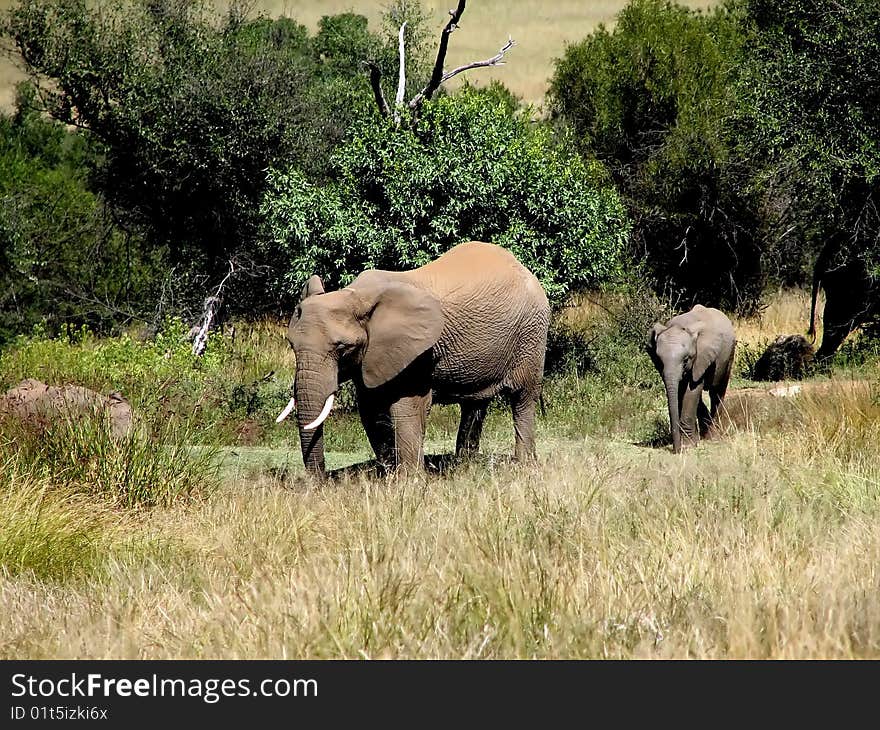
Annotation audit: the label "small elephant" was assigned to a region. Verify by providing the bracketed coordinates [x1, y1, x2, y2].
[646, 305, 736, 453]
[276, 241, 551, 478]
[0, 378, 135, 439]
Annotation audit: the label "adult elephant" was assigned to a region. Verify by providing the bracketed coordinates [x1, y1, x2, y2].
[808, 237, 879, 362]
[276, 241, 551, 478]
[646, 305, 736, 454]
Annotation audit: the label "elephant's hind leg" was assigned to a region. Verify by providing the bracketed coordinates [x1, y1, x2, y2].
[456, 400, 490, 459]
[706, 354, 734, 439]
[511, 390, 538, 461]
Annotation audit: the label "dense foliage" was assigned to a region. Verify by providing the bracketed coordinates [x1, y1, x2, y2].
[549, 0, 766, 314]
[0, 85, 162, 345]
[740, 0, 880, 334]
[5, 0, 414, 307]
[261, 87, 630, 305]
[4, 0, 880, 359]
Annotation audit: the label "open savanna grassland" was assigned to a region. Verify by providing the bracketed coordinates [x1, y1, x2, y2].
[0, 0, 27, 111]
[230, 0, 713, 105]
[2, 290, 880, 659]
[220, 0, 719, 105]
[0, 0, 718, 110]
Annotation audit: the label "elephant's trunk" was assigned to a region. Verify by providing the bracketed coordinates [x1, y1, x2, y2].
[663, 369, 683, 454]
[298, 416, 326, 478]
[294, 357, 337, 479]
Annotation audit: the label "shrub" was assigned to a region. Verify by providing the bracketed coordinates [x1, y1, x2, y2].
[749, 335, 814, 381]
[0, 318, 305, 445]
[260, 87, 630, 306]
[0, 320, 226, 397]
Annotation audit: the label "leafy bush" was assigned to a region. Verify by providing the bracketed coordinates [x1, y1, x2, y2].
[549, 0, 765, 314]
[260, 87, 630, 305]
[0, 320, 227, 397]
[0, 318, 304, 445]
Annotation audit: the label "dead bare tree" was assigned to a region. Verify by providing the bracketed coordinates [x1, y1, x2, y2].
[366, 0, 515, 124]
[190, 259, 235, 357]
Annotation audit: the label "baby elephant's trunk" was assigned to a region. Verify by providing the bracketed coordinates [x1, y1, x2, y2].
[663, 370, 683, 454]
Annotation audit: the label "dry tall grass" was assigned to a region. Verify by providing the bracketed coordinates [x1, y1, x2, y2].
[3, 388, 879, 659]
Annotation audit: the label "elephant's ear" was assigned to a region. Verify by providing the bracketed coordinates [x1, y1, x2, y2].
[692, 329, 722, 383]
[361, 282, 444, 388]
[301, 275, 325, 300]
[647, 323, 667, 352]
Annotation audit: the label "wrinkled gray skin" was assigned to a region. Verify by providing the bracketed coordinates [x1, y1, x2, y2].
[284, 241, 551, 478]
[646, 305, 736, 454]
[0, 378, 135, 439]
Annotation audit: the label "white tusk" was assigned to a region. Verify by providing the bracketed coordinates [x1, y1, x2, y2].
[275, 396, 297, 423]
[303, 394, 335, 431]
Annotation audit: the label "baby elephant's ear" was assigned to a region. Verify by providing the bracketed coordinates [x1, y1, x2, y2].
[301, 275, 325, 300]
[692, 330, 723, 383]
[647, 323, 667, 351]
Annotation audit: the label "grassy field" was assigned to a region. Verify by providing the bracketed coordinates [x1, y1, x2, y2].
[2, 290, 880, 659]
[0, 0, 717, 110]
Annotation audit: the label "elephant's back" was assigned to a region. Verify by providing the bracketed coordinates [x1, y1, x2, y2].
[671, 304, 735, 335]
[410, 242, 550, 400]
[414, 241, 548, 307]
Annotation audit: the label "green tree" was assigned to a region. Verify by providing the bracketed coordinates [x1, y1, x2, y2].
[5, 0, 415, 313]
[549, 0, 764, 314]
[740, 0, 880, 357]
[0, 85, 161, 344]
[260, 88, 629, 306]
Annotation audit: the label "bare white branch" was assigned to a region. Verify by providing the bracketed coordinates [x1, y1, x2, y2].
[191, 259, 235, 357]
[436, 36, 516, 87]
[365, 0, 516, 120]
[394, 21, 408, 125]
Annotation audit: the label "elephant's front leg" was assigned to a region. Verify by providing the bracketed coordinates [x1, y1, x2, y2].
[456, 400, 490, 459]
[388, 391, 432, 472]
[679, 380, 704, 448]
[357, 396, 395, 473]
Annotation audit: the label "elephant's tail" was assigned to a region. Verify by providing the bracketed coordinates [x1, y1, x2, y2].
[539, 393, 546, 418]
